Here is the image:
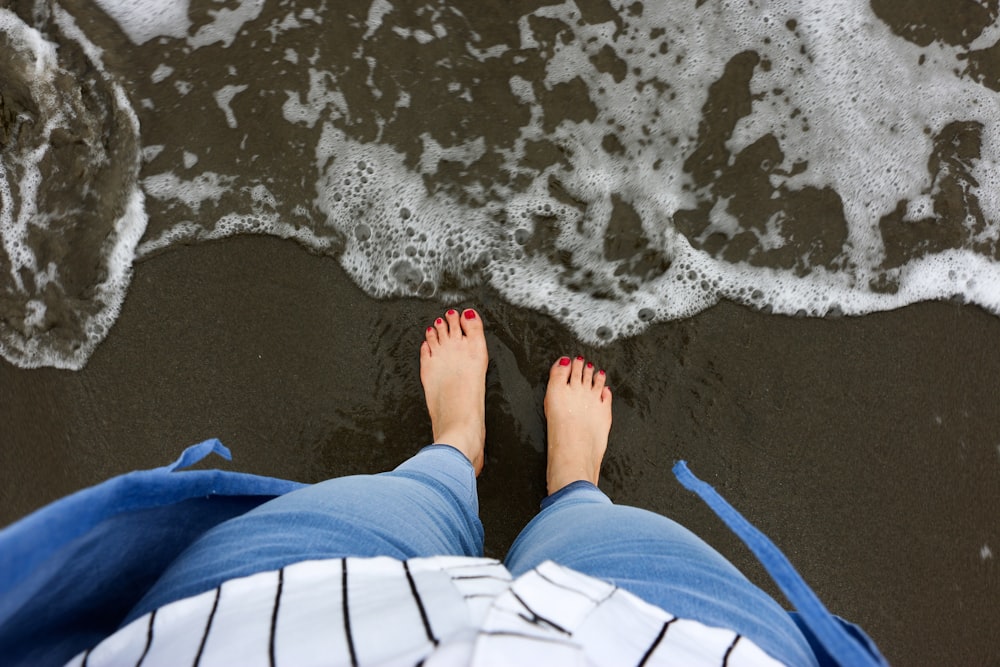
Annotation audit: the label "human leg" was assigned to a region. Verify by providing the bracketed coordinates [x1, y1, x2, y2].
[127, 308, 489, 622]
[503, 356, 817, 666]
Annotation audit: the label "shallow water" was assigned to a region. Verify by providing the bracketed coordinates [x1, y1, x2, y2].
[2, 0, 999, 368]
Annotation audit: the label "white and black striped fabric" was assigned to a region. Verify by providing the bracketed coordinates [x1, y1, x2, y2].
[67, 557, 782, 667]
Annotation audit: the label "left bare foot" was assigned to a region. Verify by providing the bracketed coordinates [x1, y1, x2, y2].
[420, 308, 488, 475]
[543, 355, 612, 495]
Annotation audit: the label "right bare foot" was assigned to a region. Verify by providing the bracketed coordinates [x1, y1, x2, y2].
[420, 308, 488, 475]
[543, 355, 613, 495]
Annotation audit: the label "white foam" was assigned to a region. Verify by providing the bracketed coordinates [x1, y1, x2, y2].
[136, 181, 337, 258]
[282, 69, 348, 128]
[314, 124, 497, 299]
[214, 84, 249, 129]
[143, 172, 234, 212]
[188, 0, 265, 50]
[718, 0, 1000, 275]
[0, 7, 146, 369]
[0, 10, 59, 287]
[297, 0, 1000, 342]
[13, 0, 1000, 369]
[418, 134, 485, 175]
[150, 63, 173, 83]
[364, 0, 394, 40]
[91, 0, 190, 45]
[142, 145, 165, 162]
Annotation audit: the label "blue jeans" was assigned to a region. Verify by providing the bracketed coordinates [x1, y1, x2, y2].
[127, 445, 816, 665]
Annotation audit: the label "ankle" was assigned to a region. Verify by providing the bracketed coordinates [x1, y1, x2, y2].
[546, 463, 599, 495]
[433, 426, 485, 474]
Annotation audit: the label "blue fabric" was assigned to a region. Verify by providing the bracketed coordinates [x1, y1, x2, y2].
[1, 440, 884, 667]
[672, 461, 889, 667]
[0, 439, 305, 667]
[125, 444, 483, 623]
[504, 480, 820, 667]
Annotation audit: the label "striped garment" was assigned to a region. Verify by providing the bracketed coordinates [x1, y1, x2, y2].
[67, 557, 782, 667]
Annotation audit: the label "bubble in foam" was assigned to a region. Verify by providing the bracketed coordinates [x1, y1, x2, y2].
[390, 259, 424, 292]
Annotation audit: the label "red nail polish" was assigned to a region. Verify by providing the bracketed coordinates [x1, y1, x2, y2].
[447, 309, 456, 315]
[559, 357, 571, 366]
[464, 310, 476, 319]
[427, 326, 434, 332]
[599, 369, 606, 375]
[576, 355, 584, 361]
[586, 362, 593, 368]
[436, 318, 443, 324]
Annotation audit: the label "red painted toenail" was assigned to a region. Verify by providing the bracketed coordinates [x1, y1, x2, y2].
[586, 362, 593, 368]
[447, 309, 456, 315]
[559, 357, 571, 366]
[576, 355, 584, 361]
[427, 326, 433, 332]
[464, 310, 476, 319]
[599, 369, 606, 375]
[436, 318, 443, 324]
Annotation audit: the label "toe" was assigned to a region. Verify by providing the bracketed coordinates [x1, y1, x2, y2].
[583, 360, 595, 387]
[571, 355, 586, 383]
[593, 368, 607, 392]
[420, 340, 432, 360]
[550, 356, 572, 384]
[459, 308, 484, 337]
[444, 308, 461, 337]
[433, 316, 447, 342]
[601, 386, 613, 403]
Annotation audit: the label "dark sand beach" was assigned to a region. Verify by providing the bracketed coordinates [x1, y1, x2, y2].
[2, 235, 998, 665]
[3, 0, 1000, 664]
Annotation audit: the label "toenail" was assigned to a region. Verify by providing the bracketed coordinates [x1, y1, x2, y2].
[464, 310, 476, 319]
[599, 369, 606, 375]
[426, 326, 433, 332]
[559, 357, 571, 366]
[447, 309, 456, 315]
[586, 362, 593, 368]
[436, 318, 443, 324]
[576, 355, 584, 361]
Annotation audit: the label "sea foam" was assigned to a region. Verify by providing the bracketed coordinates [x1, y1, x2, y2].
[3, 0, 1000, 368]
[300, 0, 1000, 341]
[0, 6, 145, 369]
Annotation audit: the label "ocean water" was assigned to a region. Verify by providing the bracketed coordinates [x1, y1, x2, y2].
[1, 0, 999, 369]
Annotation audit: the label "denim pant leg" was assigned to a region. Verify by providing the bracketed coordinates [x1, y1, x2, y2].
[125, 445, 482, 624]
[504, 481, 818, 667]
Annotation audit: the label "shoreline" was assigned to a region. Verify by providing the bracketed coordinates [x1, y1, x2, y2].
[2, 235, 997, 664]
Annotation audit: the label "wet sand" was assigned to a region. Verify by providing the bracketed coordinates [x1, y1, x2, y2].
[1, 234, 997, 665]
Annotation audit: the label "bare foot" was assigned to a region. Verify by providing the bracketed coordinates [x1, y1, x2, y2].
[420, 308, 488, 475]
[543, 355, 612, 495]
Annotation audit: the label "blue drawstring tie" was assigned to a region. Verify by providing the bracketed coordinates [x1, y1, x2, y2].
[673, 460, 889, 667]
